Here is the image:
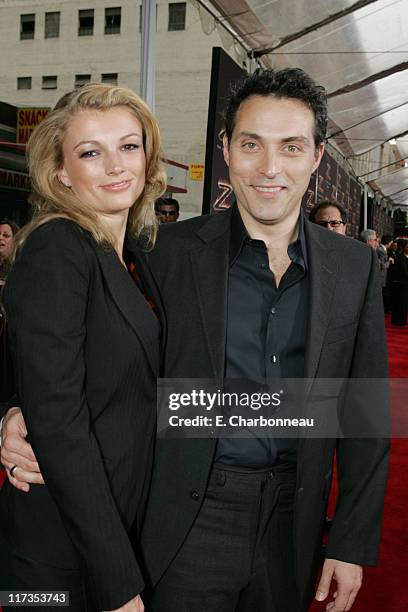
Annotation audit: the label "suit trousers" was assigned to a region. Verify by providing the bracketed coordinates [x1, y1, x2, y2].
[145, 462, 301, 612]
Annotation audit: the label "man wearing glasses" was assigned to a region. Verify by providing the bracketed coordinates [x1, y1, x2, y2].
[158, 197, 180, 224]
[309, 200, 347, 235]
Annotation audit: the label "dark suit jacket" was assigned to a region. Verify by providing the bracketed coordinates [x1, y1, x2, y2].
[1, 219, 162, 610]
[376, 244, 389, 288]
[392, 251, 408, 286]
[141, 207, 389, 609]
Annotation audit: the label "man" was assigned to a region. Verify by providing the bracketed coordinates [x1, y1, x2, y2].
[309, 200, 347, 235]
[1, 69, 389, 612]
[158, 197, 179, 224]
[377, 234, 393, 309]
[0, 218, 19, 284]
[360, 228, 378, 248]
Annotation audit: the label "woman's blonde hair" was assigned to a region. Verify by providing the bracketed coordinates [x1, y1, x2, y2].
[16, 83, 166, 252]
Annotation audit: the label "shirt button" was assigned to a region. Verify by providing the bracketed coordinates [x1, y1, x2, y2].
[190, 490, 200, 501]
[271, 307, 276, 314]
[270, 355, 278, 363]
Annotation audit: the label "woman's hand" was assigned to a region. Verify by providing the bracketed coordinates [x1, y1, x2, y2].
[1, 407, 44, 492]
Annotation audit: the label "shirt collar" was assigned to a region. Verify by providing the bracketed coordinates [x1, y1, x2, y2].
[229, 203, 308, 271]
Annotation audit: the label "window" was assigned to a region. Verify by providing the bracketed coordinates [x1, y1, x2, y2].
[168, 2, 186, 31]
[20, 14, 35, 40]
[105, 7, 121, 34]
[139, 4, 158, 33]
[17, 77, 32, 90]
[78, 9, 94, 36]
[45, 12, 60, 38]
[101, 73, 118, 85]
[42, 76, 57, 90]
[75, 74, 91, 88]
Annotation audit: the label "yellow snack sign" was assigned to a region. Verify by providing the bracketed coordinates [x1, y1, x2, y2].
[190, 164, 205, 181]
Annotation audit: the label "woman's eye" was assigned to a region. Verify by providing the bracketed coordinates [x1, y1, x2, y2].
[122, 143, 140, 151]
[79, 150, 98, 158]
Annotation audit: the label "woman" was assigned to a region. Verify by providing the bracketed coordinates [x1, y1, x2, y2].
[0, 84, 166, 611]
[0, 218, 20, 285]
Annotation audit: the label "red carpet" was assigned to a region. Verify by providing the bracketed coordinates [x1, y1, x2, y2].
[1, 317, 407, 611]
[310, 315, 408, 612]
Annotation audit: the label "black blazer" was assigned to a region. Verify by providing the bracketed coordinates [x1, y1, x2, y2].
[141, 207, 389, 609]
[1, 219, 162, 610]
[392, 251, 408, 286]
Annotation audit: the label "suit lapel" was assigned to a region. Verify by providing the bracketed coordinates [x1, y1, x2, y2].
[189, 211, 231, 378]
[93, 244, 160, 375]
[304, 222, 339, 391]
[127, 238, 167, 362]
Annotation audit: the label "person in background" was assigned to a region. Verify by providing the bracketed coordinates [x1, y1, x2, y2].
[388, 240, 397, 259]
[390, 238, 408, 326]
[0, 219, 20, 285]
[308, 200, 347, 235]
[360, 228, 378, 248]
[158, 197, 179, 223]
[377, 234, 393, 311]
[0, 83, 166, 611]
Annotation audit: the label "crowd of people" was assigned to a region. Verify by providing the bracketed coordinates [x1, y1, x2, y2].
[307, 202, 408, 327]
[0, 67, 396, 612]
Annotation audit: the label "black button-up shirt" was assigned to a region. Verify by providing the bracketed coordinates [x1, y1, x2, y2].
[215, 204, 309, 467]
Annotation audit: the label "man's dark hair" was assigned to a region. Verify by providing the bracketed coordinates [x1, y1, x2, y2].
[380, 234, 393, 246]
[0, 218, 20, 235]
[160, 197, 179, 213]
[309, 201, 347, 224]
[223, 67, 328, 149]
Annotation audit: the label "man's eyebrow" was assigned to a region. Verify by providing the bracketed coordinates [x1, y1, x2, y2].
[282, 136, 311, 144]
[235, 132, 312, 144]
[236, 131, 261, 140]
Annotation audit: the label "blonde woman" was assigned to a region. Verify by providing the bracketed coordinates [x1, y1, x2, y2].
[0, 84, 166, 611]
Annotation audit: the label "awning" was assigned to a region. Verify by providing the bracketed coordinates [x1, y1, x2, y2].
[206, 0, 408, 207]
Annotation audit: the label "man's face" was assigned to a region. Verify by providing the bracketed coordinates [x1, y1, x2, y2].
[0, 223, 14, 258]
[367, 235, 378, 249]
[223, 95, 324, 231]
[314, 205, 346, 235]
[160, 204, 179, 223]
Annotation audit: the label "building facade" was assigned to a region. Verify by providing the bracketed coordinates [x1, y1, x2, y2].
[0, 0, 239, 216]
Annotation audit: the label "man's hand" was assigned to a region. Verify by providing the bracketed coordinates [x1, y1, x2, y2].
[106, 594, 144, 612]
[0, 407, 44, 492]
[315, 558, 363, 611]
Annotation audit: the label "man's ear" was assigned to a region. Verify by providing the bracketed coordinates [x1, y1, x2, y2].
[57, 167, 71, 188]
[312, 142, 325, 173]
[222, 133, 230, 167]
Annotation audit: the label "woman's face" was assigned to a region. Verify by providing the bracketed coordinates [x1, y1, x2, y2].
[58, 107, 146, 221]
[0, 223, 14, 259]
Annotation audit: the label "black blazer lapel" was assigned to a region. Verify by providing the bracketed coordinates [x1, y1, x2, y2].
[126, 236, 167, 359]
[93, 245, 160, 375]
[304, 222, 339, 389]
[189, 211, 231, 378]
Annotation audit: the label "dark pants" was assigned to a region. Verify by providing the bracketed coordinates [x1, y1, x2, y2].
[145, 462, 301, 612]
[1, 544, 92, 612]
